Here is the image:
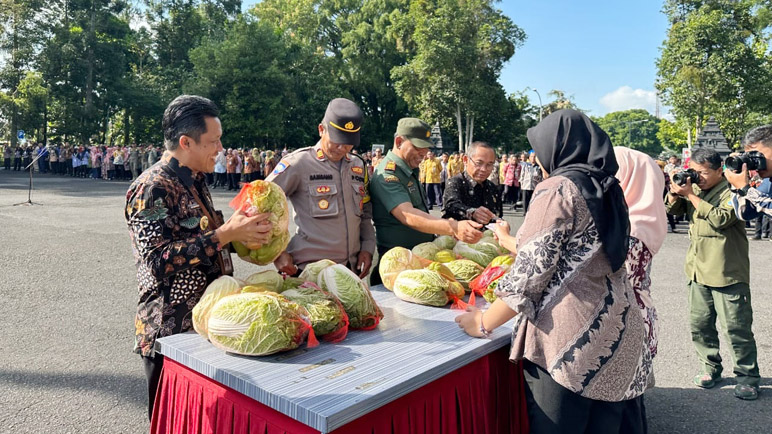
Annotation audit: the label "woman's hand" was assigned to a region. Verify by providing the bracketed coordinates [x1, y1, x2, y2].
[455, 305, 484, 338]
[491, 219, 510, 240]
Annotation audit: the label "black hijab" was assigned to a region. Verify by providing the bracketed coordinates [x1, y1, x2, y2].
[527, 109, 629, 272]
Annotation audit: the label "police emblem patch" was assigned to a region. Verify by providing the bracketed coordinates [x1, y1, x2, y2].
[273, 161, 289, 175]
[345, 121, 354, 130]
[351, 166, 364, 175]
[318, 199, 330, 210]
[316, 185, 331, 194]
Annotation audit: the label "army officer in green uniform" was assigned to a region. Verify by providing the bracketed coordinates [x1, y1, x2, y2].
[370, 118, 483, 284]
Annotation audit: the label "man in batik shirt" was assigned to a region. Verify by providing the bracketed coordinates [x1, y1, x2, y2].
[125, 95, 273, 419]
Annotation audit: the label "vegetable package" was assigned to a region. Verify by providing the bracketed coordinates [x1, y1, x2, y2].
[192, 275, 243, 339]
[229, 180, 291, 265]
[281, 280, 349, 343]
[469, 255, 515, 305]
[319, 264, 383, 330]
[207, 292, 317, 356]
[378, 247, 427, 290]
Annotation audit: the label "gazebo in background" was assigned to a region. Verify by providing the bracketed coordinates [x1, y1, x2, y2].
[692, 117, 733, 159]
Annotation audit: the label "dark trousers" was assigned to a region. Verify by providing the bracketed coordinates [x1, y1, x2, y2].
[4, 158, 10, 170]
[688, 281, 759, 386]
[213, 172, 226, 188]
[142, 353, 164, 421]
[754, 214, 770, 238]
[523, 360, 647, 434]
[425, 183, 441, 208]
[227, 173, 239, 190]
[13, 158, 21, 170]
[522, 189, 534, 215]
[205, 172, 214, 185]
[115, 164, 124, 180]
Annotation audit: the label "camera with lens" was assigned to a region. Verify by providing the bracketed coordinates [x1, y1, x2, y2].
[672, 169, 700, 186]
[725, 151, 767, 173]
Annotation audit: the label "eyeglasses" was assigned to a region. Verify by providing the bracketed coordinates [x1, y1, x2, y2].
[468, 159, 495, 170]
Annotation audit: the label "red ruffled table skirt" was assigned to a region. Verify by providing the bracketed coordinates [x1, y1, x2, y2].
[151, 347, 528, 434]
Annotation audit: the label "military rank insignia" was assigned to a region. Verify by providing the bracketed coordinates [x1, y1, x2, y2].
[384, 175, 400, 183]
[316, 149, 325, 160]
[316, 185, 331, 194]
[351, 166, 364, 175]
[385, 161, 396, 172]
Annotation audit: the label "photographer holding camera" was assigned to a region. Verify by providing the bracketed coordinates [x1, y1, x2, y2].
[725, 125, 772, 220]
[666, 148, 760, 400]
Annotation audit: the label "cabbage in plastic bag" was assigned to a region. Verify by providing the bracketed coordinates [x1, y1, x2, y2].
[298, 259, 336, 285]
[193, 275, 243, 339]
[243, 270, 284, 292]
[433, 235, 457, 250]
[207, 292, 316, 356]
[435, 249, 455, 263]
[281, 281, 349, 342]
[469, 255, 515, 305]
[229, 181, 290, 265]
[411, 242, 441, 261]
[393, 269, 449, 307]
[320, 264, 383, 330]
[378, 247, 424, 290]
[453, 241, 498, 267]
[445, 259, 484, 289]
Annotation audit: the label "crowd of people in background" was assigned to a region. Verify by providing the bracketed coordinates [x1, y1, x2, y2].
[2, 141, 769, 243]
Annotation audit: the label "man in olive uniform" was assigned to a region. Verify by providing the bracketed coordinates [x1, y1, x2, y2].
[369, 118, 483, 285]
[268, 98, 375, 278]
[666, 148, 760, 400]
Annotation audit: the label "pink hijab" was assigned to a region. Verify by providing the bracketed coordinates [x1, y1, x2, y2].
[613, 147, 667, 254]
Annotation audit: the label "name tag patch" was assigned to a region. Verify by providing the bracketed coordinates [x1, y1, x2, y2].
[310, 174, 334, 181]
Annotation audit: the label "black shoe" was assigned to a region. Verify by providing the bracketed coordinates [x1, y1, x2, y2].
[752, 235, 762, 240]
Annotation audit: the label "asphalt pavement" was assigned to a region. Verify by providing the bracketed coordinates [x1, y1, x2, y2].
[0, 169, 770, 433]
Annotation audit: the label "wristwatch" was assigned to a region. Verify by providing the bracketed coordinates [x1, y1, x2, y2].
[466, 207, 477, 219]
[733, 185, 751, 197]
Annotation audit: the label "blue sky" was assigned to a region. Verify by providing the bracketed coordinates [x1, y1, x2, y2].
[499, 1, 669, 116]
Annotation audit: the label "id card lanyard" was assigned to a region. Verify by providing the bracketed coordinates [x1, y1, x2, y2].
[187, 185, 234, 276]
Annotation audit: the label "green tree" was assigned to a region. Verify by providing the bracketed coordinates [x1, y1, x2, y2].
[391, 0, 525, 152]
[593, 109, 662, 156]
[0, 0, 46, 146]
[656, 118, 690, 154]
[541, 89, 581, 116]
[656, 0, 772, 147]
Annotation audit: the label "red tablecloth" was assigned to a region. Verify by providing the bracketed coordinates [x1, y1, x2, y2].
[151, 347, 528, 434]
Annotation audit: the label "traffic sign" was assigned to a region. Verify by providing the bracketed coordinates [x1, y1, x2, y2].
[17, 130, 25, 140]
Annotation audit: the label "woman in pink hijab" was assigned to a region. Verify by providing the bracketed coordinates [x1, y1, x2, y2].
[614, 147, 667, 366]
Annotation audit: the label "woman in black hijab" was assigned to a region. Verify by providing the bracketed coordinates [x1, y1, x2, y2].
[457, 110, 647, 434]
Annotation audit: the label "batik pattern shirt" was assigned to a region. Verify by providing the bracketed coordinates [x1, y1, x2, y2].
[441, 171, 501, 221]
[495, 176, 650, 401]
[626, 237, 658, 361]
[125, 155, 226, 357]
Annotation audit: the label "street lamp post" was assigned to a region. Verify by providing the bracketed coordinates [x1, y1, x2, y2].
[532, 89, 543, 122]
[626, 119, 650, 146]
